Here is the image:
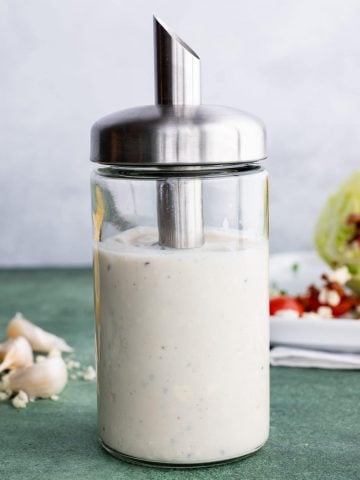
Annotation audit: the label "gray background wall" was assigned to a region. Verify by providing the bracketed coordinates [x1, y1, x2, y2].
[1, 0, 359, 266]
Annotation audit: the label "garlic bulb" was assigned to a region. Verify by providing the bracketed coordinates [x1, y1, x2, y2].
[6, 313, 73, 353]
[5, 355, 68, 398]
[0, 337, 33, 373]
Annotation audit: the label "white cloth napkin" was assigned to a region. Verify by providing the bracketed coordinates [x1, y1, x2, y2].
[270, 346, 360, 369]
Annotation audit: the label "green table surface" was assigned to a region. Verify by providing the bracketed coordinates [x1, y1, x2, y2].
[0, 269, 359, 480]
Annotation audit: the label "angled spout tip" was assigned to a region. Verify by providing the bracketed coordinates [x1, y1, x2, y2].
[153, 16, 200, 59]
[153, 16, 201, 106]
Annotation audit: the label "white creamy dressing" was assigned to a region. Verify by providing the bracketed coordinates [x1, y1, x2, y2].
[94, 227, 269, 464]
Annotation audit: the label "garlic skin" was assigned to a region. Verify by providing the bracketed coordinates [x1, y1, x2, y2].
[12, 390, 29, 409]
[0, 373, 12, 395]
[6, 355, 68, 398]
[0, 391, 10, 401]
[0, 337, 33, 373]
[6, 313, 73, 353]
[82, 366, 96, 381]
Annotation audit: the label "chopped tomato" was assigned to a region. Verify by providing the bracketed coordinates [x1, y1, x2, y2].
[270, 296, 304, 316]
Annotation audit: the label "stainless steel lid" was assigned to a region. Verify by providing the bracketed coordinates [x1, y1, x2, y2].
[91, 17, 266, 250]
[90, 17, 266, 167]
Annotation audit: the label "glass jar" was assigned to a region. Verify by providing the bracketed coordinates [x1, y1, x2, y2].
[91, 15, 269, 468]
[91, 164, 269, 467]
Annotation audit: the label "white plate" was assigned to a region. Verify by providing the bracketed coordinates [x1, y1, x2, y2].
[270, 251, 360, 352]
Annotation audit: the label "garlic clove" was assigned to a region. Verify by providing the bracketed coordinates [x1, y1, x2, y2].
[5, 355, 68, 398]
[0, 337, 33, 373]
[6, 313, 73, 353]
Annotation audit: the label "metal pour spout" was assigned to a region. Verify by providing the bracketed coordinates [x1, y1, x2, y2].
[154, 17, 204, 249]
[154, 17, 201, 106]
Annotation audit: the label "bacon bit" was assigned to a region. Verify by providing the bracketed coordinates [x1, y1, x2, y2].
[347, 214, 360, 246]
[347, 214, 360, 224]
[296, 285, 318, 312]
[321, 275, 347, 296]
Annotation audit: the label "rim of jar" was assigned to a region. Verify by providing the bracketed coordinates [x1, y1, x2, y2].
[93, 163, 266, 180]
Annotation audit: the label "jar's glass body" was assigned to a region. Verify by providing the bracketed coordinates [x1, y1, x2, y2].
[91, 165, 269, 468]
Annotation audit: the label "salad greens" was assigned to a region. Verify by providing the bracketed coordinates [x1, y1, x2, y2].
[315, 170, 360, 295]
